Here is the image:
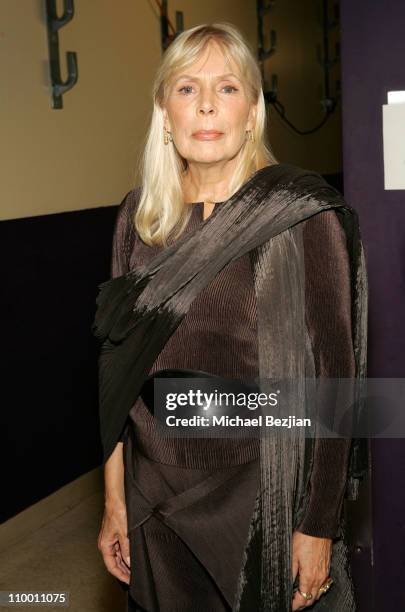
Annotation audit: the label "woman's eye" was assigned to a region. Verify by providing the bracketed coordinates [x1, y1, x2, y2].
[178, 85, 238, 95]
[178, 85, 193, 94]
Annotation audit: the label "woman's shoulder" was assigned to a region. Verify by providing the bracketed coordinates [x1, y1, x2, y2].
[261, 163, 347, 237]
[268, 163, 347, 236]
[302, 208, 348, 262]
[118, 185, 142, 217]
[303, 207, 342, 230]
[260, 161, 323, 185]
[110, 186, 142, 262]
[116, 185, 164, 265]
[268, 162, 344, 200]
[114, 185, 143, 242]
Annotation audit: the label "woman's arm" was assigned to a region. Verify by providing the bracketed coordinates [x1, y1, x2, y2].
[98, 190, 138, 583]
[297, 208, 355, 540]
[291, 206, 355, 610]
[104, 440, 125, 505]
[110, 190, 139, 443]
[98, 440, 130, 583]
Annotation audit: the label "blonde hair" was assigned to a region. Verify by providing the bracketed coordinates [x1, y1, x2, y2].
[135, 22, 278, 247]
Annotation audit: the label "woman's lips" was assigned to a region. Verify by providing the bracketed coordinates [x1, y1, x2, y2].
[192, 130, 224, 140]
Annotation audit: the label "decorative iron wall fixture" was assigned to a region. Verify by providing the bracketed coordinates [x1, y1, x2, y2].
[258, 0, 341, 135]
[157, 0, 184, 52]
[257, 0, 278, 103]
[45, 0, 78, 109]
[316, 0, 340, 112]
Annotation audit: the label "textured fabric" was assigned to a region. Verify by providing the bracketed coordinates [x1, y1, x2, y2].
[123, 419, 259, 611]
[113, 187, 354, 540]
[110, 193, 357, 611]
[93, 163, 368, 611]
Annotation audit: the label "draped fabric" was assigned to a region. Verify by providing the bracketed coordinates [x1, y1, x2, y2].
[92, 162, 368, 610]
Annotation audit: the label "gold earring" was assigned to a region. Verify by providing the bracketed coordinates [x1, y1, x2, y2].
[164, 127, 173, 145]
[246, 129, 254, 142]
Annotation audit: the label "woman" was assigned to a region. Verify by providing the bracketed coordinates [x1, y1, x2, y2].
[93, 22, 368, 612]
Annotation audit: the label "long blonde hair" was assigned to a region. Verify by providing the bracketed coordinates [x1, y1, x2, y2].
[135, 22, 278, 247]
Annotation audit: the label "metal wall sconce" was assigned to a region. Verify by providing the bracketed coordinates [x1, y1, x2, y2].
[316, 0, 340, 113]
[257, 1, 278, 104]
[159, 0, 184, 52]
[258, 0, 341, 135]
[258, 2, 277, 63]
[45, 0, 78, 109]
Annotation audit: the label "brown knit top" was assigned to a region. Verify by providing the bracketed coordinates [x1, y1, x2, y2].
[112, 187, 354, 539]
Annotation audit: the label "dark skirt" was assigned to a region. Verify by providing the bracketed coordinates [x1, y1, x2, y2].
[122, 398, 260, 612]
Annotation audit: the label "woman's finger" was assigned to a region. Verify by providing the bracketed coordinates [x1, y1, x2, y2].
[99, 540, 130, 583]
[114, 541, 131, 579]
[115, 553, 130, 582]
[292, 572, 316, 611]
[119, 534, 131, 568]
[312, 572, 331, 602]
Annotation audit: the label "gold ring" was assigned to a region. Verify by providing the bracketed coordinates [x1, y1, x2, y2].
[319, 577, 334, 594]
[297, 589, 313, 601]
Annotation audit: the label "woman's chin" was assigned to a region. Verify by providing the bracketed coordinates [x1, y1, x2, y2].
[182, 148, 240, 166]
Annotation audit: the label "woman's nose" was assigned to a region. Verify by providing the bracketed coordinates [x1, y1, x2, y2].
[198, 95, 216, 115]
[198, 105, 215, 115]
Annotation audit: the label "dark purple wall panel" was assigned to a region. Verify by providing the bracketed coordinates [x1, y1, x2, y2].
[341, 1, 405, 609]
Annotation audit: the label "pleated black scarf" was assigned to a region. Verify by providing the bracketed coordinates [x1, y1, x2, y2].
[92, 162, 368, 611]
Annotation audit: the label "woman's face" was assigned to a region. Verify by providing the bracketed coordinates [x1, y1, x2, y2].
[162, 41, 257, 167]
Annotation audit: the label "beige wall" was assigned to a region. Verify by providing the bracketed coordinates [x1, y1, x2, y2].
[0, 0, 256, 220]
[1, 0, 341, 221]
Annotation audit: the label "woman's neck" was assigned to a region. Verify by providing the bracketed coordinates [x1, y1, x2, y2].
[182, 161, 236, 204]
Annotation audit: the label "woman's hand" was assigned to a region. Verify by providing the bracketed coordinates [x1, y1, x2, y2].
[99, 440, 130, 583]
[291, 531, 332, 610]
[98, 498, 131, 584]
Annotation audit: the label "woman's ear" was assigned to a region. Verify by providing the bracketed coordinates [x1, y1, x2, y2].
[162, 108, 170, 131]
[247, 104, 258, 131]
